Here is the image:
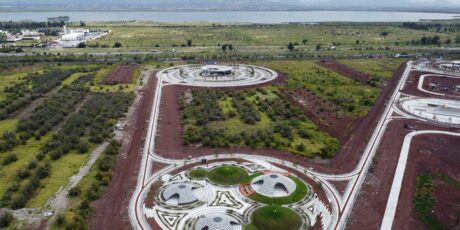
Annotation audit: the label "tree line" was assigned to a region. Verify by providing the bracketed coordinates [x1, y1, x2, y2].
[0, 89, 133, 209]
[0, 68, 97, 120]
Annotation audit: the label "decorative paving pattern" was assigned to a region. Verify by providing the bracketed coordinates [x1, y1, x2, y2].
[157, 64, 278, 87]
[155, 210, 187, 229]
[210, 191, 244, 209]
[142, 161, 325, 230]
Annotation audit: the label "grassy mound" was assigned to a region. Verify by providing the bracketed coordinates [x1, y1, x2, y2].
[249, 205, 302, 230]
[208, 165, 248, 186]
[188, 169, 208, 179]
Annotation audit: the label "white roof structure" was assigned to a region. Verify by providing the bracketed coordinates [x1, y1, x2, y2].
[399, 98, 460, 125]
[194, 215, 241, 230]
[251, 173, 297, 197]
[201, 65, 233, 74]
[162, 182, 200, 206]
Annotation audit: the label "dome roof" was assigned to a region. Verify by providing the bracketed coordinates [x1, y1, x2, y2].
[251, 173, 297, 197]
[195, 214, 241, 230]
[162, 182, 200, 206]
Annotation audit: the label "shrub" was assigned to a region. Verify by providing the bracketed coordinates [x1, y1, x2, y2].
[0, 209, 13, 228]
[68, 187, 82, 197]
[2, 154, 17, 165]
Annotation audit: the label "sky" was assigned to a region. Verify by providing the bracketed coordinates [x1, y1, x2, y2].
[1, 0, 460, 7]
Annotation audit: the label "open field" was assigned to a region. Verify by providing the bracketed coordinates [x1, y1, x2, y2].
[264, 60, 380, 117]
[338, 58, 407, 80]
[85, 21, 457, 49]
[181, 87, 339, 157]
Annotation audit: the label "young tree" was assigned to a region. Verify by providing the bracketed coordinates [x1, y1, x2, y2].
[302, 39, 308, 45]
[316, 44, 321, 51]
[287, 42, 295, 51]
[113, 42, 122, 48]
[186, 39, 192, 47]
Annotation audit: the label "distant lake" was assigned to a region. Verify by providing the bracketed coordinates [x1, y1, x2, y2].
[0, 10, 458, 23]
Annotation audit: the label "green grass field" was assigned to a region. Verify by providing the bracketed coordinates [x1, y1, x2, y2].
[264, 60, 380, 117]
[182, 87, 338, 157]
[339, 58, 407, 80]
[246, 205, 302, 230]
[208, 165, 249, 186]
[188, 168, 208, 179]
[85, 21, 456, 49]
[0, 67, 43, 101]
[0, 134, 51, 197]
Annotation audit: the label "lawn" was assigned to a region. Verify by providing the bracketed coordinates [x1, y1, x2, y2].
[339, 58, 407, 80]
[188, 168, 208, 179]
[264, 60, 380, 117]
[208, 165, 249, 186]
[247, 205, 302, 230]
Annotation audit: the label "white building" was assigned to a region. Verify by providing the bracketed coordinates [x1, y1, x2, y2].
[61, 26, 89, 41]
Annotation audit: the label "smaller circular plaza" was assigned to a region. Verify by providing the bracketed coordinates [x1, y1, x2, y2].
[157, 63, 278, 87]
[398, 98, 460, 126]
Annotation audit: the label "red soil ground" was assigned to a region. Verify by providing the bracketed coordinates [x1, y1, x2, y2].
[402, 71, 460, 99]
[103, 64, 139, 85]
[392, 134, 460, 230]
[423, 75, 460, 97]
[346, 120, 460, 230]
[282, 88, 355, 141]
[89, 73, 157, 230]
[317, 60, 372, 84]
[432, 181, 460, 228]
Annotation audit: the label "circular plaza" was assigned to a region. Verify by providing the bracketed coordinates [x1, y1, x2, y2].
[398, 98, 460, 126]
[157, 64, 278, 87]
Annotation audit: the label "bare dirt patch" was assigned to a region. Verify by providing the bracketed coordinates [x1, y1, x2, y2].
[402, 71, 460, 100]
[317, 60, 372, 84]
[89, 72, 157, 230]
[102, 64, 139, 85]
[393, 134, 460, 230]
[347, 119, 460, 230]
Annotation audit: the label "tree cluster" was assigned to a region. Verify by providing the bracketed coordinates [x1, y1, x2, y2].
[0, 68, 87, 119]
[41, 91, 134, 160]
[0, 74, 93, 152]
[0, 21, 65, 31]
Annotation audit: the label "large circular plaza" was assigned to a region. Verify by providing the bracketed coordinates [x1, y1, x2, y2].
[157, 64, 278, 87]
[144, 161, 326, 230]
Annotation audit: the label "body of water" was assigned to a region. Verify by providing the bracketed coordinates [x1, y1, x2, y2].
[0, 10, 458, 23]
